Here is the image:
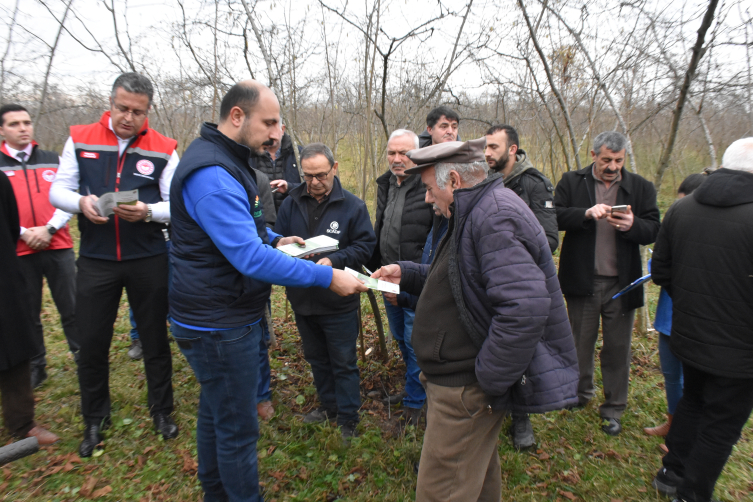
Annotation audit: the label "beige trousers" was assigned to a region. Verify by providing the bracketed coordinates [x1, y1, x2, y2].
[416, 374, 506, 502]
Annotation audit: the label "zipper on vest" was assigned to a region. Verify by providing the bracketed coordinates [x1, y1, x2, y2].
[114, 145, 128, 261]
[22, 165, 39, 226]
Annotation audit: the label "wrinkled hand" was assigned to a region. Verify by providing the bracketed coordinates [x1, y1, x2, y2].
[606, 205, 634, 232]
[270, 179, 288, 194]
[372, 264, 401, 285]
[585, 203, 612, 220]
[316, 257, 333, 267]
[21, 226, 52, 250]
[383, 292, 398, 306]
[113, 201, 149, 222]
[329, 268, 368, 296]
[79, 195, 109, 224]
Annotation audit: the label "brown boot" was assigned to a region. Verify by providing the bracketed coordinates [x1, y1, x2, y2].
[644, 413, 673, 437]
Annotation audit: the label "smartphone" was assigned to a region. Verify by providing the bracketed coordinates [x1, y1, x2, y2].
[611, 205, 628, 214]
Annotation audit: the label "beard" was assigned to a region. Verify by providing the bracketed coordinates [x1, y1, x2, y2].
[237, 119, 269, 155]
[490, 151, 510, 172]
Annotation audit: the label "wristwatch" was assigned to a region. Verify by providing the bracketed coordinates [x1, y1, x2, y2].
[145, 205, 153, 222]
[46, 224, 57, 236]
[271, 236, 282, 248]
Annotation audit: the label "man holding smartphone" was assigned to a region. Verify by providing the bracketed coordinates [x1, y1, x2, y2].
[554, 131, 660, 436]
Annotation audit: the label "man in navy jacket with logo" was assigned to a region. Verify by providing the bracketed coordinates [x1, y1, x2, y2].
[274, 142, 376, 442]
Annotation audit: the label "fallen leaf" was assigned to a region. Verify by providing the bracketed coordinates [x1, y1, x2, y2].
[559, 490, 577, 500]
[538, 452, 550, 460]
[638, 487, 647, 493]
[611, 499, 624, 502]
[92, 485, 112, 498]
[79, 476, 98, 497]
[143, 446, 155, 455]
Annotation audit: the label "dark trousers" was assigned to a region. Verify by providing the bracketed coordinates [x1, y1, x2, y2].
[17, 248, 79, 367]
[0, 360, 35, 436]
[566, 276, 635, 419]
[663, 364, 753, 502]
[76, 255, 173, 423]
[295, 310, 360, 425]
[173, 322, 263, 502]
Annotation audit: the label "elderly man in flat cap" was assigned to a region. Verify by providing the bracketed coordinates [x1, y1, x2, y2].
[373, 138, 578, 501]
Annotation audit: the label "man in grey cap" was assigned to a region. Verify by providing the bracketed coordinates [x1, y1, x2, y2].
[373, 138, 578, 501]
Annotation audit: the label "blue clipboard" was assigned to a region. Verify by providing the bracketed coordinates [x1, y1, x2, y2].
[611, 274, 652, 299]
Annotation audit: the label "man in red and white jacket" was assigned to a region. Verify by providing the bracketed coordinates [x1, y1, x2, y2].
[50, 73, 179, 457]
[0, 104, 79, 390]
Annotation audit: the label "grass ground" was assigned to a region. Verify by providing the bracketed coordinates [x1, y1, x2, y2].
[2, 279, 752, 501]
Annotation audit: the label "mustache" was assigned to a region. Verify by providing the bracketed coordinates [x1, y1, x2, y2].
[391, 163, 405, 169]
[261, 139, 276, 147]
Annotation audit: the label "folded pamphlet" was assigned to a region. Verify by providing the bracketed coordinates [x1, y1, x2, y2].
[344, 267, 400, 294]
[277, 235, 339, 258]
[94, 189, 139, 217]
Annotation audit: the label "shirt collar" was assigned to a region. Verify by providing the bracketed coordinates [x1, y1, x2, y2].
[4, 142, 33, 160]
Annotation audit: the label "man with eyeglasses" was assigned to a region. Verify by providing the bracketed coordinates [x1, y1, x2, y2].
[50, 72, 179, 457]
[274, 142, 376, 443]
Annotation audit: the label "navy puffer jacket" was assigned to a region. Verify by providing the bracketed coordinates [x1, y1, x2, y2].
[401, 174, 578, 413]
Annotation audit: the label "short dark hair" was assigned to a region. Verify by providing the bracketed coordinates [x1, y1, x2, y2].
[219, 84, 260, 122]
[0, 104, 29, 126]
[111, 73, 154, 105]
[300, 142, 335, 168]
[677, 173, 706, 196]
[485, 124, 519, 149]
[426, 106, 460, 128]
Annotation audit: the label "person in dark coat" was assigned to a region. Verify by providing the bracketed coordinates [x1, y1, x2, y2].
[554, 131, 660, 436]
[0, 171, 59, 445]
[650, 137, 753, 502]
[485, 123, 559, 450]
[368, 129, 434, 423]
[255, 127, 302, 212]
[274, 142, 376, 442]
[373, 138, 578, 501]
[417, 106, 460, 147]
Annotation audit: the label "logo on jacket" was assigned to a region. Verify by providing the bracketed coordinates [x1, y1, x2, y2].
[42, 170, 56, 182]
[253, 195, 262, 218]
[327, 221, 341, 234]
[136, 159, 155, 176]
[81, 152, 99, 159]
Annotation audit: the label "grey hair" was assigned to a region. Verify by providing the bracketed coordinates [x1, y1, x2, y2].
[300, 142, 335, 167]
[111, 73, 154, 105]
[593, 131, 627, 156]
[388, 129, 419, 149]
[721, 137, 753, 173]
[435, 161, 488, 189]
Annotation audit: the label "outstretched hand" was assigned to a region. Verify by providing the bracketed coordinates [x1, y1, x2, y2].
[371, 264, 401, 285]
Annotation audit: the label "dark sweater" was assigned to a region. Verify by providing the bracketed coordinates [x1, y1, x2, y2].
[411, 219, 478, 386]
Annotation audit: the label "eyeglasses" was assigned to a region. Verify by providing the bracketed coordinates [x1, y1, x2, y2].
[112, 102, 148, 118]
[302, 166, 334, 182]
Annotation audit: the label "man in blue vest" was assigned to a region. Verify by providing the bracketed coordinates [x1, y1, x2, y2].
[275, 142, 376, 442]
[50, 73, 179, 457]
[169, 81, 367, 502]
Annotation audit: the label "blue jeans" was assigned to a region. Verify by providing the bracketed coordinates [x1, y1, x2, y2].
[257, 317, 272, 402]
[172, 323, 264, 502]
[384, 300, 425, 409]
[659, 333, 684, 414]
[295, 311, 360, 425]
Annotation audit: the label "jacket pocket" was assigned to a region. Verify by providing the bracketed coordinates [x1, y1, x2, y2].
[432, 331, 448, 363]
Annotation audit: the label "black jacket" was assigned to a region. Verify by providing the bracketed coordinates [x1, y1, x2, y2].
[652, 168, 753, 379]
[253, 133, 301, 212]
[275, 177, 376, 316]
[368, 170, 434, 271]
[503, 150, 558, 253]
[554, 164, 660, 311]
[0, 172, 36, 371]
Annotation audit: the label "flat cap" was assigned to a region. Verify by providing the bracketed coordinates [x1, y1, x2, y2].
[405, 137, 487, 175]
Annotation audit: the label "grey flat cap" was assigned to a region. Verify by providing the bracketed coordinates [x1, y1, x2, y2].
[404, 137, 487, 175]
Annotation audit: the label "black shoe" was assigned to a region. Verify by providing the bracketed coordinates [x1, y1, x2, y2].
[413, 461, 419, 475]
[510, 414, 536, 450]
[341, 421, 358, 444]
[303, 406, 337, 424]
[653, 467, 683, 498]
[601, 417, 622, 436]
[79, 423, 104, 458]
[401, 407, 423, 428]
[31, 366, 48, 389]
[128, 339, 143, 360]
[384, 390, 407, 405]
[153, 413, 179, 439]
